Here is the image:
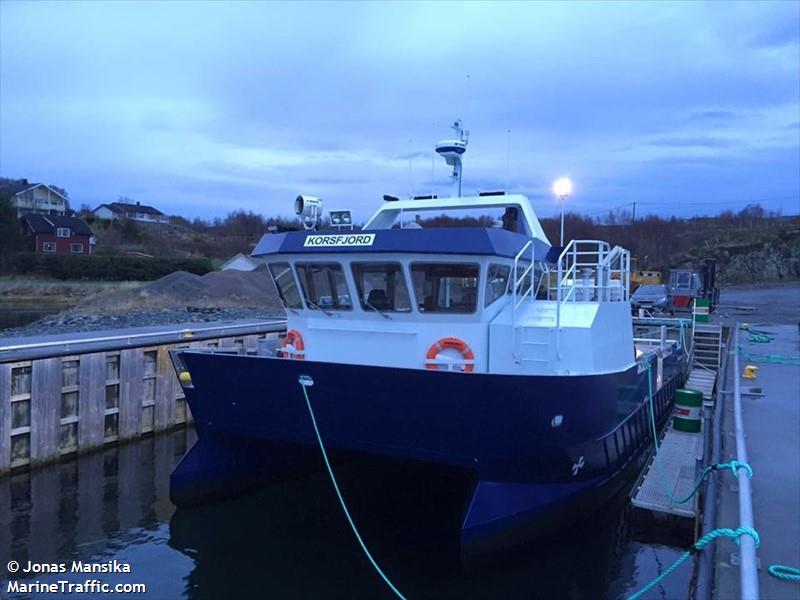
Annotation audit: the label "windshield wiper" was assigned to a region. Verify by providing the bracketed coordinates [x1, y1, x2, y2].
[365, 301, 391, 320]
[305, 300, 333, 317]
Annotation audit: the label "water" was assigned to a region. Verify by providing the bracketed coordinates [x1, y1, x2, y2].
[1, 428, 691, 599]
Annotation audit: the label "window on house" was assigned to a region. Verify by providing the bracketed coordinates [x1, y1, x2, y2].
[42, 242, 56, 253]
[295, 263, 353, 310]
[57, 227, 70, 237]
[485, 264, 511, 306]
[410, 263, 480, 313]
[351, 262, 412, 313]
[70, 243, 84, 253]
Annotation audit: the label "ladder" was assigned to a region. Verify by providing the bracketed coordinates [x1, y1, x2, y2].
[692, 323, 722, 371]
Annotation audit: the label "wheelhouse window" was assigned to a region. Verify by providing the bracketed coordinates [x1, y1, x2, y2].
[411, 263, 479, 313]
[296, 263, 353, 310]
[351, 262, 412, 313]
[267, 262, 303, 309]
[485, 264, 511, 306]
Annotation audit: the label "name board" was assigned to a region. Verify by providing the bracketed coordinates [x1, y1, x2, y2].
[303, 234, 376, 248]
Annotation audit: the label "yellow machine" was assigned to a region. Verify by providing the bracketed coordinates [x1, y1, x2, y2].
[630, 269, 662, 292]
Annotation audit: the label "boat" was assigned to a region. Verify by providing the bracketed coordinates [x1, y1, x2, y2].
[169, 121, 689, 555]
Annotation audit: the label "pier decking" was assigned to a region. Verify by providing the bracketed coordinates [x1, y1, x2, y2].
[631, 427, 704, 518]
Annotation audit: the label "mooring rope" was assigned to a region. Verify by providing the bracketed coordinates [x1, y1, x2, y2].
[297, 377, 407, 600]
[627, 527, 761, 600]
[632, 358, 798, 597]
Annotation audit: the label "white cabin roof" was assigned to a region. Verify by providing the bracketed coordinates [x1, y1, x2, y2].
[363, 193, 551, 245]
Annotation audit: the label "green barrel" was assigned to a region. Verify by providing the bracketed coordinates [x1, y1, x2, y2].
[673, 389, 703, 433]
[694, 298, 710, 323]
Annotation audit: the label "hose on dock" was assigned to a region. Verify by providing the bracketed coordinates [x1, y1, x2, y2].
[297, 376, 407, 600]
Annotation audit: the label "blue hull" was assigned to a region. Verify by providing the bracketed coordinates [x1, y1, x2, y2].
[172, 351, 685, 552]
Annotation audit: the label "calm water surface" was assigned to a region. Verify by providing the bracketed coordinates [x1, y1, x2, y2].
[1, 428, 691, 599]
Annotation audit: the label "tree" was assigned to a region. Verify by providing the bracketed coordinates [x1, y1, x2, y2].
[0, 197, 24, 266]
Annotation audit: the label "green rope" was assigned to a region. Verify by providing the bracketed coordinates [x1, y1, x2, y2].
[298, 379, 407, 600]
[737, 346, 800, 366]
[769, 565, 800, 582]
[627, 527, 760, 600]
[741, 325, 775, 344]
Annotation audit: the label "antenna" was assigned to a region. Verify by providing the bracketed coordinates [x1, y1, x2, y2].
[435, 120, 469, 198]
[505, 129, 511, 194]
[408, 139, 413, 199]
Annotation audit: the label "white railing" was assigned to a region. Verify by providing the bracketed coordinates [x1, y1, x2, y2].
[511, 240, 535, 355]
[553, 239, 631, 356]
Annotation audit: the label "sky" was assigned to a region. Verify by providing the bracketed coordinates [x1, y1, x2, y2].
[1, 1, 799, 223]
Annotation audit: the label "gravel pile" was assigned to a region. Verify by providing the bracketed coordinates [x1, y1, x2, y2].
[76, 266, 282, 313]
[2, 268, 286, 338]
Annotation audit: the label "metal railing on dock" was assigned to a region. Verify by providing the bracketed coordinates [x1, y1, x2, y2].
[730, 325, 759, 600]
[0, 319, 287, 474]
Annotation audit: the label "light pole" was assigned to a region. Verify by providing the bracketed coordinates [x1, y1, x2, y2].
[552, 177, 573, 246]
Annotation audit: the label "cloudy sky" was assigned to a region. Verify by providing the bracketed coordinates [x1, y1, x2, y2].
[1, 1, 798, 222]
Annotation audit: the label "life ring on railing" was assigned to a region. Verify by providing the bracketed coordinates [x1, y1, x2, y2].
[425, 337, 475, 372]
[279, 329, 305, 360]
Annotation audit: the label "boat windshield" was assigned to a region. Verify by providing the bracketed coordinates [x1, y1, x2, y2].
[410, 263, 479, 313]
[296, 263, 353, 310]
[485, 264, 511, 306]
[267, 262, 303, 309]
[351, 262, 412, 313]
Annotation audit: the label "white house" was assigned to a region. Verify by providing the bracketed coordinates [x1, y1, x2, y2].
[93, 201, 170, 223]
[0, 180, 69, 217]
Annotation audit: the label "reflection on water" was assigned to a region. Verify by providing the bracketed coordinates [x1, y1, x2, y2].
[0, 428, 690, 599]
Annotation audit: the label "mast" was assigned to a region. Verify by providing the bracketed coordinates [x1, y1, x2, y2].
[435, 120, 469, 197]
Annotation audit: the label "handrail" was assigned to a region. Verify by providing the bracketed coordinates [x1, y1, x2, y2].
[732, 325, 760, 600]
[511, 240, 534, 360]
[0, 320, 288, 361]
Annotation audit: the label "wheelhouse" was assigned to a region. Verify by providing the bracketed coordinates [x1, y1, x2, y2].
[254, 194, 633, 377]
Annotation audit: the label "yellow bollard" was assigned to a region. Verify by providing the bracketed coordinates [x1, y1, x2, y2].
[742, 365, 758, 380]
[179, 371, 193, 386]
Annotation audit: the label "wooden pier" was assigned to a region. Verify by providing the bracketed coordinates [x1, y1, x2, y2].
[0, 320, 286, 474]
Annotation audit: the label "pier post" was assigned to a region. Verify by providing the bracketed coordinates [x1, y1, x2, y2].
[30, 358, 60, 466]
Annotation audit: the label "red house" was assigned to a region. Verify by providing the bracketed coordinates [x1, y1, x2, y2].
[21, 214, 95, 255]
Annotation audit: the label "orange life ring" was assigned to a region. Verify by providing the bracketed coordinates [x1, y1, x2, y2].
[425, 337, 475, 372]
[279, 329, 305, 360]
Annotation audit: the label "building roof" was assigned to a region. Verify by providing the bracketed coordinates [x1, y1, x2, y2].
[220, 253, 261, 271]
[95, 201, 165, 216]
[22, 214, 93, 236]
[0, 180, 68, 201]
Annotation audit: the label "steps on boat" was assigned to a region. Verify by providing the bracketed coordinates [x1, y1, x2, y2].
[631, 426, 705, 518]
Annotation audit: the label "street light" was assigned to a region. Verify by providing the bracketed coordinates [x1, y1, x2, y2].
[552, 177, 572, 246]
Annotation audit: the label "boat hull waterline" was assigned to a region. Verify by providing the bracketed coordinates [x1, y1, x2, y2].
[171, 350, 685, 552]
